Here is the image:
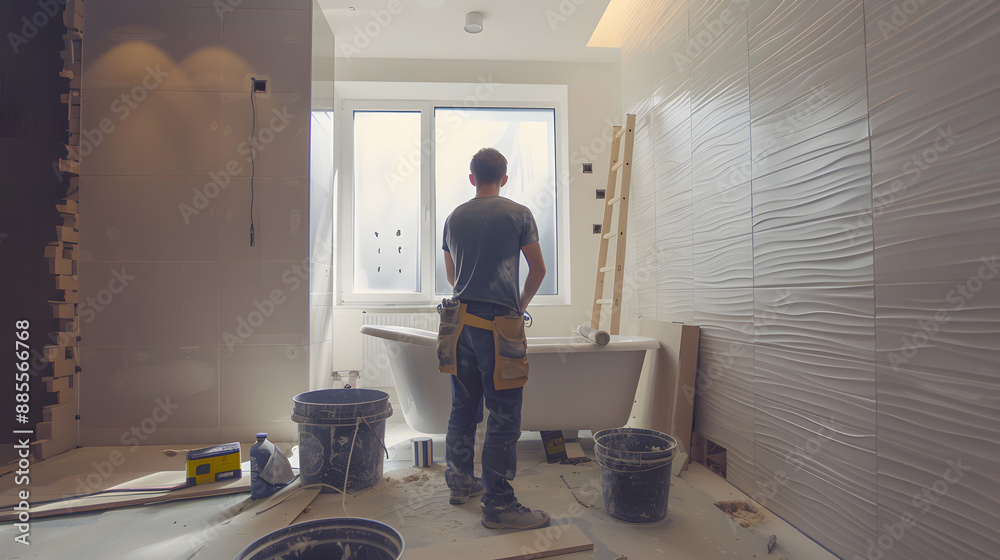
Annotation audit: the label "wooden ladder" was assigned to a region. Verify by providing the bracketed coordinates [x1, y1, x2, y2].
[591, 113, 636, 335]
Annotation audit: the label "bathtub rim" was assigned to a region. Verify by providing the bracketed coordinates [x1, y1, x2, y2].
[359, 324, 660, 353]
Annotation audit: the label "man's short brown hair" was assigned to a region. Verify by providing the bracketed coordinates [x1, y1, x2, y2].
[470, 148, 507, 186]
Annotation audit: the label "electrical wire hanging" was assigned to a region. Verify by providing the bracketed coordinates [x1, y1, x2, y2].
[249, 77, 258, 247]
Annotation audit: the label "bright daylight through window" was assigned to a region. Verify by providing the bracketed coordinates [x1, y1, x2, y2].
[348, 105, 559, 303]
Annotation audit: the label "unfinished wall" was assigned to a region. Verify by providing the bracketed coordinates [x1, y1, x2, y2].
[619, 0, 1000, 559]
[0, 0, 73, 462]
[79, 0, 313, 444]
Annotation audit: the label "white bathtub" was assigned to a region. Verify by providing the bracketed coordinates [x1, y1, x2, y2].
[359, 325, 660, 434]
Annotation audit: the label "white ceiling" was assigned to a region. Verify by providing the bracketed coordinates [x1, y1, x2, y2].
[317, 0, 619, 63]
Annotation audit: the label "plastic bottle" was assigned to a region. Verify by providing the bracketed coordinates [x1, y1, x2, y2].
[249, 432, 294, 499]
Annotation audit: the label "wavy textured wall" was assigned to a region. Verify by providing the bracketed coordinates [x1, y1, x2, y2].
[621, 0, 1000, 558]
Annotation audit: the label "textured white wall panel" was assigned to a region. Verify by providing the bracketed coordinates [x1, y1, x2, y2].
[650, 0, 690, 108]
[878, 363, 999, 476]
[876, 427, 1000, 560]
[693, 234, 753, 289]
[753, 439, 875, 560]
[867, 1, 1000, 286]
[748, 0, 872, 232]
[875, 281, 1000, 377]
[754, 287, 875, 361]
[691, 176, 752, 241]
[692, 286, 753, 343]
[652, 102, 694, 250]
[865, 2, 1000, 556]
[693, 333, 756, 492]
[621, 0, 655, 118]
[753, 214, 874, 288]
[656, 246, 694, 293]
[622, 0, 999, 554]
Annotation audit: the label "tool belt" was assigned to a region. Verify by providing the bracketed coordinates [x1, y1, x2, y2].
[437, 299, 529, 390]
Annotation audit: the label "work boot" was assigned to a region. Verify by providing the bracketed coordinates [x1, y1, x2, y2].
[449, 478, 485, 505]
[481, 503, 550, 530]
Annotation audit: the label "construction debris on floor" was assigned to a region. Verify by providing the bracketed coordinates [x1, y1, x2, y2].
[0, 427, 838, 560]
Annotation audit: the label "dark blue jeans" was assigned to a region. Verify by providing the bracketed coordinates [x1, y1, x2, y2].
[445, 301, 523, 510]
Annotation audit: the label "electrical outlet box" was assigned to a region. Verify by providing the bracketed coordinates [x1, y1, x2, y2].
[593, 224, 602, 234]
[253, 79, 267, 93]
[582, 163, 593, 173]
[596, 189, 606, 199]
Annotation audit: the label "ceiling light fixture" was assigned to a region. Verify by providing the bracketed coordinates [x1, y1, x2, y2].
[464, 12, 483, 34]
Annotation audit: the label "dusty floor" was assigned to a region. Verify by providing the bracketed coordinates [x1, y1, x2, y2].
[0, 420, 839, 559]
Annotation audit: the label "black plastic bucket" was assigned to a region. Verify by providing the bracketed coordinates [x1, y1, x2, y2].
[291, 389, 392, 493]
[235, 518, 404, 560]
[594, 428, 677, 523]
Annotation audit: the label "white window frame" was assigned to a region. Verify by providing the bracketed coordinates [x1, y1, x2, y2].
[336, 81, 571, 307]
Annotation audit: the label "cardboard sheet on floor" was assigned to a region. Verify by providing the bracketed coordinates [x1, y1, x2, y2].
[0, 468, 250, 522]
[190, 482, 321, 559]
[405, 523, 593, 560]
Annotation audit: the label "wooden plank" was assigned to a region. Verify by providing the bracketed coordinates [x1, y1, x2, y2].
[55, 385, 78, 406]
[190, 484, 321, 559]
[31, 426, 76, 460]
[48, 300, 75, 319]
[51, 257, 74, 274]
[44, 243, 63, 258]
[50, 358, 77, 377]
[42, 401, 75, 423]
[48, 256, 74, 275]
[630, 318, 701, 463]
[0, 470, 251, 522]
[37, 402, 76, 457]
[42, 345, 67, 361]
[564, 442, 585, 458]
[43, 376, 73, 393]
[56, 225, 79, 243]
[406, 524, 593, 560]
[55, 276, 79, 291]
[57, 199, 79, 214]
[52, 330, 78, 346]
[61, 213, 79, 228]
[64, 143, 80, 161]
[37, 421, 54, 440]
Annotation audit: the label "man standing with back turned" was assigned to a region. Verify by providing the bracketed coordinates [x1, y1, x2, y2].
[438, 147, 549, 530]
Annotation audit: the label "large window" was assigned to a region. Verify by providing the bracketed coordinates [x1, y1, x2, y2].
[353, 111, 423, 293]
[338, 84, 568, 306]
[433, 108, 557, 296]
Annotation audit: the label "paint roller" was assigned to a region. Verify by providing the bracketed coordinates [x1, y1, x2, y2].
[576, 325, 610, 346]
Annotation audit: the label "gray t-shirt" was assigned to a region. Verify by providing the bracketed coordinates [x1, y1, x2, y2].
[442, 196, 539, 313]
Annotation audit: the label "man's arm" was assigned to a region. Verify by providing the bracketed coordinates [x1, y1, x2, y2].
[443, 250, 456, 287]
[519, 242, 546, 313]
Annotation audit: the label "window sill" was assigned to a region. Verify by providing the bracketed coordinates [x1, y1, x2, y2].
[337, 303, 440, 311]
[335, 301, 572, 310]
